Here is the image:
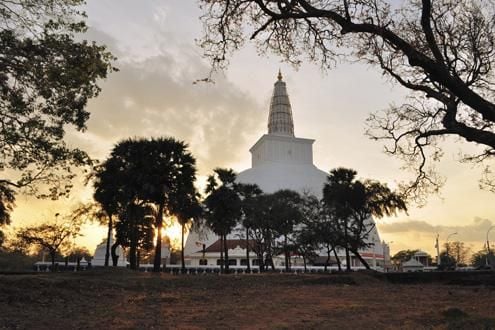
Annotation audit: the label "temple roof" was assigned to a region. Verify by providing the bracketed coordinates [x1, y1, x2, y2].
[197, 239, 255, 253]
[268, 70, 294, 136]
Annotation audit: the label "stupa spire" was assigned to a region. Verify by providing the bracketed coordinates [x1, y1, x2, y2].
[268, 70, 294, 136]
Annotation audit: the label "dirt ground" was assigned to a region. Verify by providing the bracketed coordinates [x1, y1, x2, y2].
[0, 269, 494, 329]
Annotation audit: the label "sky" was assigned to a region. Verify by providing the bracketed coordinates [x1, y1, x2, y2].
[9, 0, 495, 257]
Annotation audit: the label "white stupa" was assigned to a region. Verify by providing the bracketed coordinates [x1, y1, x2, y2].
[184, 71, 387, 269]
[237, 70, 328, 196]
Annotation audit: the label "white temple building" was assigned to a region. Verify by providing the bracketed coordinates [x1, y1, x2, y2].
[91, 238, 127, 267]
[185, 71, 389, 270]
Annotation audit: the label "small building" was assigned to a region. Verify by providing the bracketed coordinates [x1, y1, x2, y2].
[91, 238, 127, 267]
[401, 258, 425, 272]
[187, 239, 263, 267]
[413, 250, 431, 267]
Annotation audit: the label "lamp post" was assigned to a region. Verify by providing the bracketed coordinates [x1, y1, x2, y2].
[446, 232, 458, 268]
[486, 226, 495, 266]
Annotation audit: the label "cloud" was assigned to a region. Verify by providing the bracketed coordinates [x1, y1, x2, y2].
[379, 217, 494, 243]
[68, 28, 265, 173]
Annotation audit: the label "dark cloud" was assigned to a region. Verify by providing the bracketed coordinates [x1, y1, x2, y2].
[69, 28, 265, 172]
[379, 217, 494, 243]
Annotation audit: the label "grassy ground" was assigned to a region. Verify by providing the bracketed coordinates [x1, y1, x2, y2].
[1, 269, 494, 329]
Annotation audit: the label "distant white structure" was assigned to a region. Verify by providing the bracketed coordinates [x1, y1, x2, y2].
[91, 237, 127, 267]
[185, 71, 388, 269]
[401, 258, 425, 272]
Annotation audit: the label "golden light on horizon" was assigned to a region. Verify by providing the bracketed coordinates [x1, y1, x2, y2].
[158, 217, 184, 251]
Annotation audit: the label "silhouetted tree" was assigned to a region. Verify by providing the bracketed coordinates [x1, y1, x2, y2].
[0, 0, 114, 224]
[203, 168, 242, 274]
[116, 203, 155, 270]
[103, 137, 197, 272]
[93, 159, 124, 267]
[199, 0, 495, 199]
[442, 241, 471, 267]
[267, 190, 303, 272]
[323, 168, 407, 270]
[173, 192, 203, 272]
[303, 194, 342, 272]
[292, 196, 320, 272]
[15, 215, 83, 271]
[245, 194, 272, 272]
[471, 249, 492, 268]
[0, 185, 15, 246]
[238, 183, 263, 272]
[66, 246, 92, 269]
[438, 252, 457, 271]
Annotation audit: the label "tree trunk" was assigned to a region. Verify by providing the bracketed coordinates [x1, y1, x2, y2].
[245, 227, 250, 272]
[333, 248, 342, 272]
[153, 203, 165, 272]
[50, 251, 56, 272]
[266, 231, 275, 271]
[352, 250, 371, 270]
[181, 223, 186, 272]
[224, 234, 230, 274]
[104, 214, 113, 267]
[220, 234, 224, 273]
[111, 241, 119, 267]
[130, 242, 137, 270]
[303, 254, 307, 272]
[258, 254, 264, 272]
[344, 221, 351, 271]
[325, 246, 331, 272]
[265, 252, 275, 271]
[284, 235, 290, 272]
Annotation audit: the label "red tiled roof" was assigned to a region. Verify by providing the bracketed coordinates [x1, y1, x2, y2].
[199, 239, 255, 253]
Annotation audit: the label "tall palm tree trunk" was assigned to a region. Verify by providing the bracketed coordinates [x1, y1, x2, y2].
[104, 214, 113, 267]
[220, 234, 224, 273]
[224, 234, 230, 274]
[284, 235, 290, 272]
[344, 221, 351, 271]
[153, 203, 165, 272]
[245, 227, 251, 272]
[129, 242, 137, 270]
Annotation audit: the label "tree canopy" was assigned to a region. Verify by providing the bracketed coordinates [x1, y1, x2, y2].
[0, 0, 114, 237]
[99, 137, 198, 272]
[323, 168, 406, 269]
[15, 214, 83, 270]
[199, 0, 495, 200]
[203, 168, 242, 273]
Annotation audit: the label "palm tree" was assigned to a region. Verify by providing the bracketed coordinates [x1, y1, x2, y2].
[116, 202, 155, 270]
[203, 168, 242, 274]
[173, 192, 202, 272]
[323, 168, 407, 270]
[93, 159, 122, 267]
[101, 137, 198, 272]
[267, 190, 302, 272]
[238, 183, 263, 272]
